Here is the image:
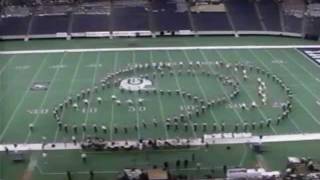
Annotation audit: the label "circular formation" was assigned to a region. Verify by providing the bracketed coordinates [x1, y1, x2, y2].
[50, 61, 294, 136]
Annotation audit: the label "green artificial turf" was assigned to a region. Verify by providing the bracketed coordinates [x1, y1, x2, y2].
[1, 36, 320, 180]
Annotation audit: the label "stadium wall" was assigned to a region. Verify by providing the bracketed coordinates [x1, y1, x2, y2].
[0, 30, 303, 41]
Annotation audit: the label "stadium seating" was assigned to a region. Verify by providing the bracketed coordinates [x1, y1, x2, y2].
[1, 0, 318, 38]
[151, 0, 176, 11]
[304, 3, 320, 36]
[224, 0, 262, 31]
[153, 11, 191, 31]
[72, 14, 110, 33]
[0, 16, 30, 36]
[256, 0, 282, 31]
[3, 6, 30, 16]
[281, 0, 304, 33]
[306, 3, 320, 17]
[304, 16, 320, 35]
[151, 0, 191, 31]
[283, 15, 303, 33]
[192, 12, 231, 31]
[112, 7, 149, 31]
[30, 15, 69, 35]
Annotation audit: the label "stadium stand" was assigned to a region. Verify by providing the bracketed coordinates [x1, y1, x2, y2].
[151, 0, 175, 11]
[192, 12, 231, 31]
[2, 6, 30, 16]
[224, 0, 262, 31]
[282, 0, 304, 33]
[283, 15, 303, 33]
[73, 2, 111, 14]
[0, 16, 30, 36]
[303, 2, 320, 38]
[112, 4, 149, 31]
[33, 5, 71, 15]
[256, 0, 282, 32]
[151, 0, 191, 31]
[30, 15, 70, 35]
[190, 2, 232, 31]
[153, 11, 191, 31]
[0, 0, 319, 39]
[72, 14, 110, 33]
[305, 3, 320, 17]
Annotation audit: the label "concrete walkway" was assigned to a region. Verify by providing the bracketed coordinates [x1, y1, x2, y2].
[1, 133, 320, 152]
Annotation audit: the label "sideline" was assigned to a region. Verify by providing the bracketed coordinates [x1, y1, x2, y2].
[1, 45, 320, 55]
[1, 133, 320, 152]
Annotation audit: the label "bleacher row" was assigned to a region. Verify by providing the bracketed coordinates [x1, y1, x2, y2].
[0, 0, 309, 38]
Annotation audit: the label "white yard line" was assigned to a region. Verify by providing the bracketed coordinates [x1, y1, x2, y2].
[284, 49, 320, 82]
[263, 50, 320, 126]
[26, 155, 38, 172]
[53, 52, 84, 143]
[199, 50, 247, 126]
[281, 49, 320, 102]
[149, 51, 169, 139]
[24, 53, 67, 144]
[239, 144, 248, 166]
[109, 52, 119, 141]
[181, 50, 221, 127]
[248, 49, 320, 127]
[2, 45, 320, 55]
[198, 49, 254, 167]
[0, 55, 25, 104]
[281, 49, 318, 131]
[0, 54, 50, 143]
[256, 154, 270, 170]
[267, 50, 320, 100]
[81, 52, 101, 140]
[230, 49, 292, 134]
[131, 51, 142, 140]
[295, 48, 320, 71]
[0, 54, 15, 75]
[166, 50, 197, 138]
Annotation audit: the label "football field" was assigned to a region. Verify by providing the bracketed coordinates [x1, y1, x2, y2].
[1, 36, 320, 179]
